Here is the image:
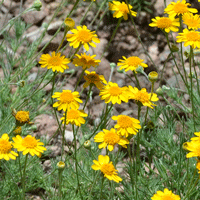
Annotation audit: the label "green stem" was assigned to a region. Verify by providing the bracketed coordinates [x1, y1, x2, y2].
[70, 44, 82, 60]
[133, 71, 141, 90]
[56, 27, 68, 53]
[83, 85, 93, 110]
[61, 110, 67, 160]
[22, 154, 28, 200]
[74, 69, 85, 91]
[58, 169, 63, 199]
[100, 177, 105, 199]
[80, 1, 94, 25]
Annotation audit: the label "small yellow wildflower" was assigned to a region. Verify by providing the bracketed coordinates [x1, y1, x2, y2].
[0, 133, 18, 160]
[52, 90, 83, 111]
[73, 53, 101, 70]
[164, 0, 197, 18]
[92, 155, 122, 183]
[117, 56, 148, 72]
[128, 86, 159, 108]
[182, 13, 200, 30]
[176, 28, 200, 49]
[15, 111, 30, 125]
[13, 135, 46, 157]
[66, 25, 100, 51]
[39, 52, 70, 73]
[99, 82, 129, 104]
[149, 16, 180, 33]
[83, 70, 107, 90]
[186, 141, 200, 158]
[60, 109, 88, 126]
[109, 1, 137, 20]
[94, 128, 129, 151]
[112, 115, 141, 137]
[151, 188, 180, 200]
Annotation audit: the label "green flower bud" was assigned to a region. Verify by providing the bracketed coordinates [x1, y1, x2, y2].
[148, 71, 158, 82]
[135, 65, 144, 74]
[171, 44, 179, 52]
[84, 140, 91, 149]
[110, 63, 116, 69]
[156, 87, 163, 95]
[57, 161, 65, 170]
[33, 0, 42, 11]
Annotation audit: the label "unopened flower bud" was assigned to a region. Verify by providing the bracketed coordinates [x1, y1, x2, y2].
[17, 80, 25, 87]
[33, 0, 42, 11]
[156, 87, 163, 95]
[84, 140, 91, 149]
[110, 63, 116, 69]
[13, 126, 22, 135]
[162, 85, 170, 91]
[182, 142, 189, 151]
[117, 67, 125, 74]
[64, 18, 75, 30]
[135, 66, 144, 74]
[57, 161, 65, 170]
[188, 72, 195, 78]
[171, 44, 179, 52]
[148, 71, 158, 82]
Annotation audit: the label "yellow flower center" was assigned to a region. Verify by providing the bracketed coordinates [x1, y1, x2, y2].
[117, 116, 133, 128]
[67, 110, 80, 120]
[162, 195, 174, 200]
[173, 3, 188, 14]
[15, 111, 29, 123]
[48, 56, 62, 66]
[87, 74, 99, 83]
[109, 86, 122, 96]
[118, 4, 129, 13]
[100, 163, 116, 175]
[186, 32, 200, 41]
[60, 91, 74, 103]
[135, 91, 149, 103]
[126, 57, 142, 67]
[22, 137, 37, 148]
[157, 17, 172, 28]
[104, 131, 120, 145]
[77, 30, 93, 43]
[0, 139, 12, 154]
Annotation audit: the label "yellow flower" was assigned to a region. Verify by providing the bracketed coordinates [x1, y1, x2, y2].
[151, 188, 180, 200]
[149, 16, 180, 33]
[117, 56, 148, 72]
[13, 126, 22, 135]
[164, 0, 197, 18]
[13, 135, 46, 157]
[109, 1, 137, 20]
[91, 155, 122, 183]
[39, 52, 70, 73]
[52, 90, 83, 111]
[99, 82, 129, 104]
[182, 13, 200, 30]
[128, 86, 159, 108]
[60, 109, 88, 126]
[94, 128, 129, 151]
[83, 70, 107, 90]
[196, 158, 200, 173]
[15, 111, 30, 125]
[66, 25, 100, 51]
[112, 115, 141, 137]
[186, 141, 200, 158]
[0, 133, 18, 160]
[73, 53, 101, 70]
[176, 28, 200, 49]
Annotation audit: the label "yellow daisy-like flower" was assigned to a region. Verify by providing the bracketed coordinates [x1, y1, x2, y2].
[15, 111, 30, 125]
[94, 128, 129, 151]
[151, 188, 181, 200]
[186, 141, 200, 158]
[66, 25, 100, 51]
[12, 135, 46, 157]
[91, 155, 122, 183]
[0, 133, 18, 160]
[117, 56, 148, 72]
[83, 70, 107, 90]
[39, 52, 70, 73]
[73, 53, 101, 70]
[128, 86, 159, 109]
[176, 28, 200, 49]
[182, 13, 200, 30]
[164, 0, 198, 18]
[109, 1, 137, 20]
[52, 90, 83, 111]
[99, 82, 129, 104]
[149, 16, 180, 33]
[112, 115, 141, 137]
[60, 109, 88, 126]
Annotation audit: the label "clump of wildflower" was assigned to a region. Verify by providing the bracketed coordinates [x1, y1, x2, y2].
[92, 155, 122, 183]
[73, 53, 100, 70]
[99, 82, 129, 104]
[39, 52, 70, 73]
[60, 109, 88, 126]
[149, 16, 180, 33]
[128, 86, 159, 108]
[117, 56, 148, 72]
[112, 115, 141, 137]
[0, 133, 18, 160]
[164, 0, 198, 18]
[64, 18, 75, 30]
[66, 25, 100, 51]
[15, 111, 30, 125]
[151, 188, 180, 200]
[83, 71, 107, 90]
[13, 135, 46, 157]
[52, 90, 82, 111]
[109, 1, 137, 20]
[176, 28, 200, 49]
[94, 128, 129, 151]
[182, 13, 200, 30]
